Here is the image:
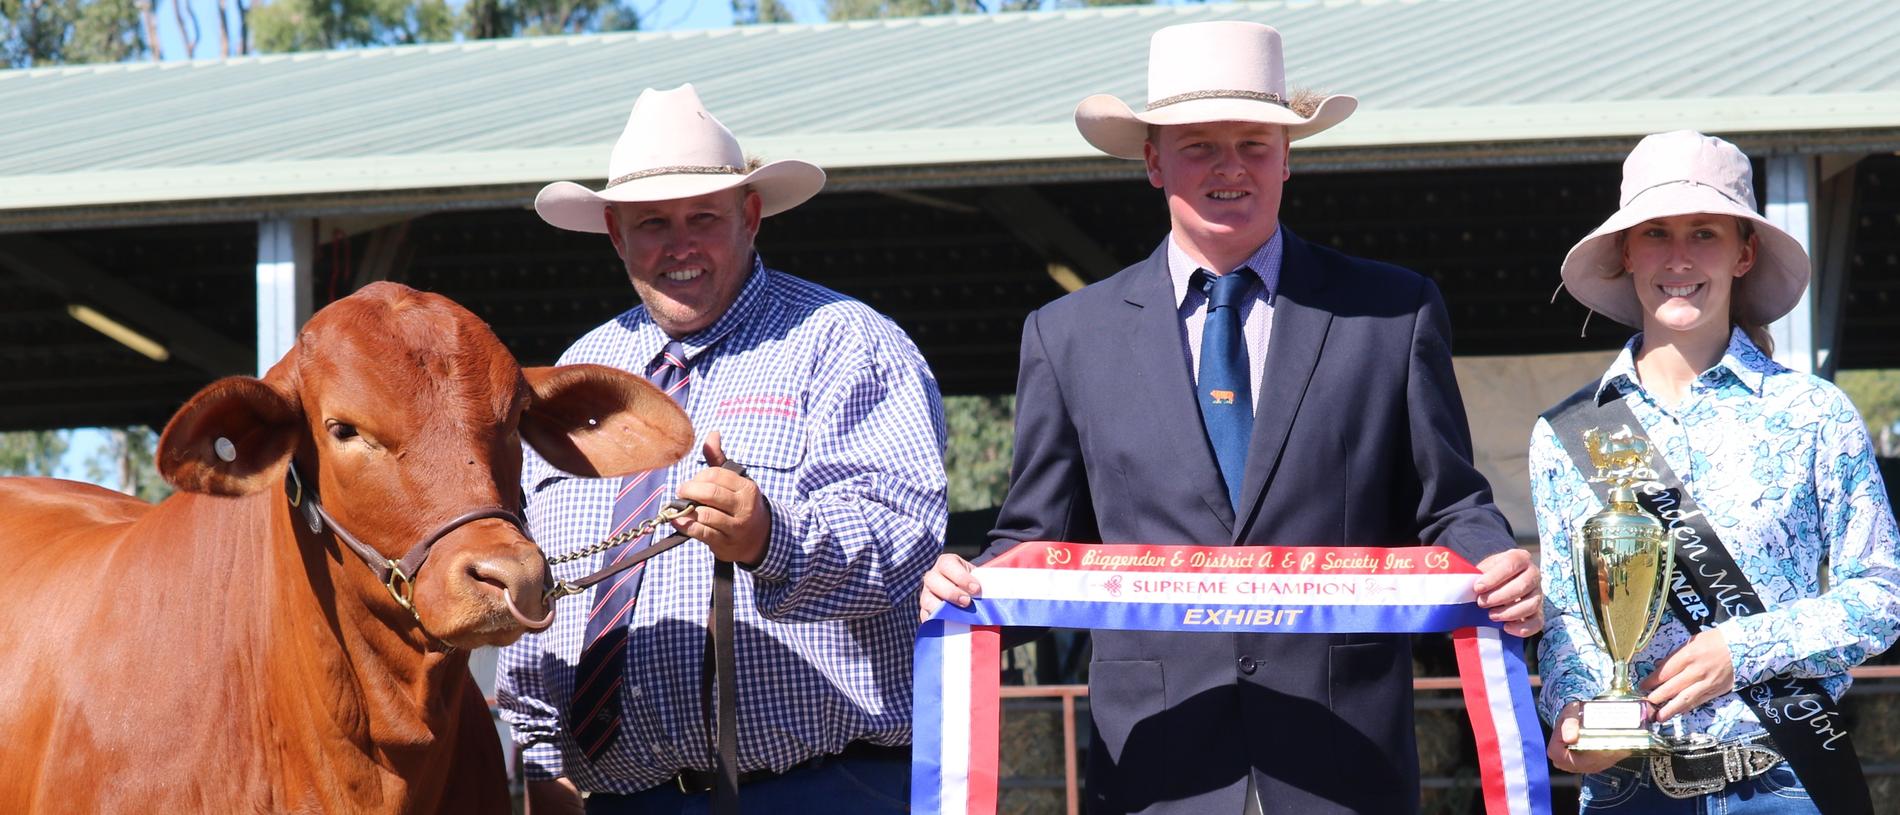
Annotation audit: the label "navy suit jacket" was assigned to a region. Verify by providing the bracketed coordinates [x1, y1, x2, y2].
[981, 230, 1517, 814]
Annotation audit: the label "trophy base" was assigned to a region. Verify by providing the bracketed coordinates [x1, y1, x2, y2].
[1573, 698, 1663, 754]
[1573, 729, 1666, 754]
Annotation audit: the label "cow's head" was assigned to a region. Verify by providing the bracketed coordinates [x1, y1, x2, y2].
[154, 282, 692, 649]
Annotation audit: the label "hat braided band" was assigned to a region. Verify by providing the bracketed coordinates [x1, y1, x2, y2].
[1146, 89, 1288, 112]
[1621, 178, 1751, 210]
[605, 164, 745, 190]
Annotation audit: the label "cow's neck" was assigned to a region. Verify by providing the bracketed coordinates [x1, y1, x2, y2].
[255, 490, 474, 811]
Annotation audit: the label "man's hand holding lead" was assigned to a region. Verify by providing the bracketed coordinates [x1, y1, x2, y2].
[673, 431, 772, 568]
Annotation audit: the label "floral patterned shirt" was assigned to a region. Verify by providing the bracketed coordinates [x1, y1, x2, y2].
[1531, 328, 1900, 739]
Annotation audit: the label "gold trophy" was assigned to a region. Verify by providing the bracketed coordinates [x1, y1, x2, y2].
[1571, 425, 1674, 753]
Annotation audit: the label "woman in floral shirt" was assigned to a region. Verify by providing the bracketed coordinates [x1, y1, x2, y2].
[1530, 131, 1900, 813]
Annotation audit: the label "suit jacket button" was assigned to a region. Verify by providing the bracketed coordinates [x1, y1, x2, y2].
[1237, 656, 1257, 675]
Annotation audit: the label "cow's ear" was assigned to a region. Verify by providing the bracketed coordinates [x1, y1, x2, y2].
[157, 377, 303, 495]
[521, 364, 693, 478]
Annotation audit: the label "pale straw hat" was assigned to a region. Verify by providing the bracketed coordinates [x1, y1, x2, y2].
[1074, 21, 1357, 160]
[535, 84, 825, 234]
[1560, 130, 1810, 328]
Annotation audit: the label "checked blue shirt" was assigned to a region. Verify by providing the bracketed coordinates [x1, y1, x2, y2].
[496, 257, 948, 793]
[1531, 328, 1900, 740]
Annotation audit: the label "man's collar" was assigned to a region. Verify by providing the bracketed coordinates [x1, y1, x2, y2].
[1596, 326, 1780, 401]
[1168, 228, 1283, 308]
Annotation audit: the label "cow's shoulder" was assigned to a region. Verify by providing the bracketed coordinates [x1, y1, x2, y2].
[0, 477, 151, 541]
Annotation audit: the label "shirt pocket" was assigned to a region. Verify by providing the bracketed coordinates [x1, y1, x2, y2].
[1578, 763, 1645, 809]
[697, 414, 806, 488]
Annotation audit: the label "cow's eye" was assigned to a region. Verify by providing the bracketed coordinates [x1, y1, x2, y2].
[326, 421, 359, 442]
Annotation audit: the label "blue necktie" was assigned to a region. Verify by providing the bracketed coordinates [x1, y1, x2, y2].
[1194, 269, 1254, 512]
[570, 340, 691, 763]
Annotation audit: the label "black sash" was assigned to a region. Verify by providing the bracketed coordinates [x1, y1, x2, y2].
[1543, 382, 1872, 815]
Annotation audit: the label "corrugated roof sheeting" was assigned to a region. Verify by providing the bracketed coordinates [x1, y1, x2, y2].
[5, 0, 1900, 210]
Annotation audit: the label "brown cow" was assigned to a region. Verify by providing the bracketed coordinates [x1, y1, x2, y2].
[0, 282, 691, 813]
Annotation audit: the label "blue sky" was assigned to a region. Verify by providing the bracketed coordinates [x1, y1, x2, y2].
[55, 428, 109, 483]
[155, 0, 830, 60]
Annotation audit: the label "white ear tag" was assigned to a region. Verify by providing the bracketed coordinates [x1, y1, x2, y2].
[214, 437, 237, 463]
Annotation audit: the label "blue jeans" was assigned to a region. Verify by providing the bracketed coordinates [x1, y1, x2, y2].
[1579, 761, 1819, 814]
[583, 752, 909, 815]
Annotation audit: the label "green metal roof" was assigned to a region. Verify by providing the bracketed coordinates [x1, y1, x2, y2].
[5, 0, 1900, 215]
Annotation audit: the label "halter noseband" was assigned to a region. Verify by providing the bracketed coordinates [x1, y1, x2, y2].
[285, 463, 523, 645]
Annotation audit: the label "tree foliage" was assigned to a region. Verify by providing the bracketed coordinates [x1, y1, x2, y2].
[0, 427, 170, 502]
[460, 0, 636, 40]
[731, 0, 791, 26]
[1, 0, 146, 67]
[250, 0, 454, 51]
[944, 394, 1013, 512]
[81, 426, 172, 502]
[1837, 369, 1900, 458]
[5, 0, 643, 66]
[0, 430, 71, 477]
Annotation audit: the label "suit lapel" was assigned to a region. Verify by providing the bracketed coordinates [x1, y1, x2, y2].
[1233, 229, 1333, 540]
[1118, 244, 1236, 533]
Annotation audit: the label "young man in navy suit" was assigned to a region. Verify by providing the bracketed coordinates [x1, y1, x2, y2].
[921, 20, 1542, 815]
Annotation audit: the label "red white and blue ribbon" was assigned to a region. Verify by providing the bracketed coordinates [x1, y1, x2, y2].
[912, 541, 1550, 815]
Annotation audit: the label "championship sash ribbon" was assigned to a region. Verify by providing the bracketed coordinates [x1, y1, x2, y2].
[912, 541, 1551, 815]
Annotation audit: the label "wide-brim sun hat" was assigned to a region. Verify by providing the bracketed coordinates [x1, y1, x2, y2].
[535, 83, 826, 234]
[1074, 20, 1357, 160]
[1560, 130, 1810, 328]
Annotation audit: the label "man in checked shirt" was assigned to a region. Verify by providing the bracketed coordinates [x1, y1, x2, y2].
[498, 84, 947, 814]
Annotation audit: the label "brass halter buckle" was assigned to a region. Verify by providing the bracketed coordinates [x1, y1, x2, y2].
[384, 560, 418, 615]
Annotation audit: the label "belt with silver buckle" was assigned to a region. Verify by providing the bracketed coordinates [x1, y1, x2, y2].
[1649, 731, 1783, 799]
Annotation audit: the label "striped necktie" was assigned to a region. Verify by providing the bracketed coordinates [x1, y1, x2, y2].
[1194, 268, 1255, 512]
[570, 340, 691, 763]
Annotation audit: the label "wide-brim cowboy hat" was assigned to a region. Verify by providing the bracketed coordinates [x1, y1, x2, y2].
[1075, 20, 1357, 160]
[1561, 130, 1810, 328]
[535, 83, 826, 234]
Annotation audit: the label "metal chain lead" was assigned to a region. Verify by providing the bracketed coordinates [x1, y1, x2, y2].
[546, 501, 692, 566]
[540, 463, 746, 604]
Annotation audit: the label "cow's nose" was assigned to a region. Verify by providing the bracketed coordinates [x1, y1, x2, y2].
[468, 555, 554, 631]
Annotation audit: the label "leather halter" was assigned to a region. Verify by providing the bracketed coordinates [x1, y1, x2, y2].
[284, 462, 522, 641]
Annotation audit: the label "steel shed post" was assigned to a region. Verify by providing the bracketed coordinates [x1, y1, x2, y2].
[257, 218, 314, 377]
